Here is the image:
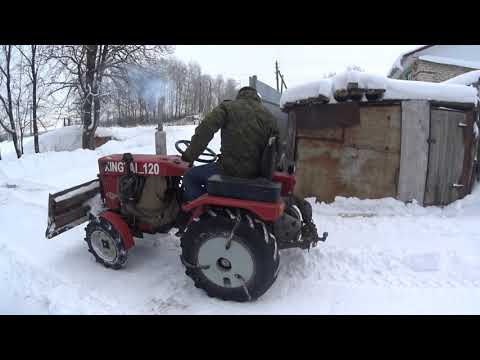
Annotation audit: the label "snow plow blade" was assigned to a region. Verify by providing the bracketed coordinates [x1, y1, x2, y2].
[45, 179, 101, 239]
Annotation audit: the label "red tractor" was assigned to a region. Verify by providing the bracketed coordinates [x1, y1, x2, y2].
[46, 139, 327, 302]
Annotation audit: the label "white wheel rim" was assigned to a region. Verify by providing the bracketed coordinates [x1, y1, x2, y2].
[197, 236, 255, 288]
[90, 229, 118, 263]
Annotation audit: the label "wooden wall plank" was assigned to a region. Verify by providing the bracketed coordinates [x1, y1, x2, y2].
[424, 109, 466, 205]
[343, 105, 401, 153]
[286, 112, 297, 163]
[397, 100, 430, 204]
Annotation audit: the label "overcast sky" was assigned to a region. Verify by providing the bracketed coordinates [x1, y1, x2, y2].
[173, 45, 422, 89]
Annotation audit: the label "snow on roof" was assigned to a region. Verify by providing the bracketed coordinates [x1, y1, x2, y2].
[382, 79, 477, 104]
[419, 55, 480, 70]
[443, 70, 480, 86]
[280, 70, 478, 108]
[279, 80, 332, 107]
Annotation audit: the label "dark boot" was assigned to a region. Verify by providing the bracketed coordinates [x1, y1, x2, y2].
[174, 210, 190, 237]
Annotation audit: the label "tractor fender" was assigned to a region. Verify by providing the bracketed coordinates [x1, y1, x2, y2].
[182, 194, 285, 222]
[99, 211, 135, 250]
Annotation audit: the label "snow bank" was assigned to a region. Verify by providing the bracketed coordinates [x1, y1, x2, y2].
[443, 70, 480, 86]
[280, 70, 478, 108]
[34, 126, 82, 153]
[419, 55, 480, 70]
[0, 126, 127, 160]
[8, 126, 114, 156]
[94, 127, 116, 138]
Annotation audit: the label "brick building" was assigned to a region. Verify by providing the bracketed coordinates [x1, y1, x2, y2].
[388, 45, 480, 83]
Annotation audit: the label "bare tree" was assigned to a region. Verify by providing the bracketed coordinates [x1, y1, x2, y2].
[17, 45, 47, 153]
[81, 45, 98, 149]
[213, 74, 225, 106]
[224, 78, 239, 100]
[49, 45, 173, 149]
[166, 58, 188, 119]
[97, 55, 239, 127]
[12, 53, 30, 155]
[201, 74, 214, 114]
[0, 45, 22, 158]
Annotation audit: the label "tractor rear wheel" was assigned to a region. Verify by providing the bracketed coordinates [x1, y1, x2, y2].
[180, 210, 279, 302]
[85, 217, 128, 270]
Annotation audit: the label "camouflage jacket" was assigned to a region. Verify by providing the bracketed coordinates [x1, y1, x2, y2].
[182, 88, 279, 178]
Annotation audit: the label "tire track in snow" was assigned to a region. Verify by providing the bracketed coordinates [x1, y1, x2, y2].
[4, 185, 479, 312]
[0, 243, 125, 314]
[1, 178, 60, 210]
[0, 185, 125, 314]
[0, 185, 189, 315]
[277, 246, 480, 290]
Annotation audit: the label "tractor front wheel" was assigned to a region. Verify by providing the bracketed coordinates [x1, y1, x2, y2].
[85, 217, 128, 270]
[180, 210, 279, 302]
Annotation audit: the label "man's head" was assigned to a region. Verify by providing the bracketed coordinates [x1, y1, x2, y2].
[236, 87, 262, 103]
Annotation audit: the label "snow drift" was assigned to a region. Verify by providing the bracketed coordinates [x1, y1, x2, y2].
[0, 125, 121, 161]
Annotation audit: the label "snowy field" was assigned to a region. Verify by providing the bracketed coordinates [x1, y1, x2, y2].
[1, 125, 480, 314]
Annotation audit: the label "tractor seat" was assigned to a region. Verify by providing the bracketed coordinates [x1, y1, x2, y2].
[207, 174, 281, 203]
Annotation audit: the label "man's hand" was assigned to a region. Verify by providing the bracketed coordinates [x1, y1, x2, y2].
[182, 105, 226, 163]
[181, 154, 194, 167]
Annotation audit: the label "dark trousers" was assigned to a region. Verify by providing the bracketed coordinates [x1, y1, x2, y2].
[183, 163, 218, 202]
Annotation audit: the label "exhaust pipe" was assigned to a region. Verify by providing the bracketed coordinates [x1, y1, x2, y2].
[155, 99, 167, 155]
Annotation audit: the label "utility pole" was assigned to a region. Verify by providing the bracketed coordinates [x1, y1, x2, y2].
[280, 73, 288, 93]
[275, 61, 287, 94]
[275, 61, 279, 92]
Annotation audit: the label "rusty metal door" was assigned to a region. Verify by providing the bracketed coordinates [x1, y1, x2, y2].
[424, 107, 472, 206]
[294, 104, 401, 202]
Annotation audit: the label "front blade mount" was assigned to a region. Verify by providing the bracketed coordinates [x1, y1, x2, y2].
[46, 178, 101, 239]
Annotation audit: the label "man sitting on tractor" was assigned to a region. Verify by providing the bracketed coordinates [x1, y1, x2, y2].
[179, 86, 320, 242]
[181, 87, 276, 200]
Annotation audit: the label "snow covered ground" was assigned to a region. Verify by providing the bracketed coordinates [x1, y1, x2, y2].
[1, 125, 480, 315]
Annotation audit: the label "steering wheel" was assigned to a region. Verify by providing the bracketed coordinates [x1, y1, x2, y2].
[175, 140, 218, 164]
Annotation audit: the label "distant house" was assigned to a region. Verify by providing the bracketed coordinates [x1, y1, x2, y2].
[389, 45, 480, 83]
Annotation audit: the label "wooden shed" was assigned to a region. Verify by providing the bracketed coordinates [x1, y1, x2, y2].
[283, 99, 478, 206]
